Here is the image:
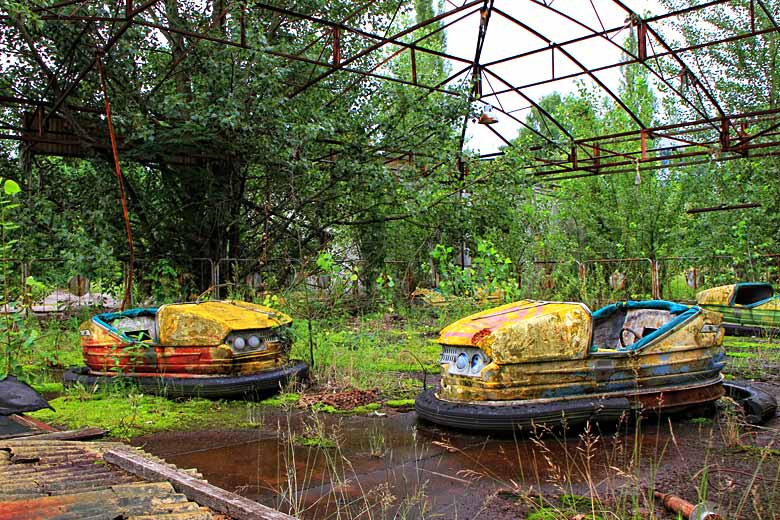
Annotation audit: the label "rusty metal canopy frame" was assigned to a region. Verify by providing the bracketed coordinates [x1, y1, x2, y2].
[1, 0, 779, 181]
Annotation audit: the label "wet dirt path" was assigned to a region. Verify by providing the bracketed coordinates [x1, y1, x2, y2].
[131, 384, 780, 519]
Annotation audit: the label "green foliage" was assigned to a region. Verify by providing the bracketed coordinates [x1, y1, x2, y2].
[0, 176, 34, 378]
[143, 259, 185, 304]
[430, 239, 516, 300]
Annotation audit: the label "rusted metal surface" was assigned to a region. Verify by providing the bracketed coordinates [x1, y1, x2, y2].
[409, 287, 503, 307]
[0, 440, 213, 519]
[654, 491, 722, 520]
[633, 379, 725, 412]
[104, 447, 296, 520]
[0, 439, 267, 519]
[435, 300, 725, 404]
[79, 301, 295, 377]
[3, 1, 780, 178]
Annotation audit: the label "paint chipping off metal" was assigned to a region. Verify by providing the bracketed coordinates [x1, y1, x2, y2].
[158, 301, 291, 346]
[0, 440, 216, 519]
[436, 300, 725, 403]
[79, 300, 294, 376]
[696, 285, 734, 306]
[438, 301, 592, 362]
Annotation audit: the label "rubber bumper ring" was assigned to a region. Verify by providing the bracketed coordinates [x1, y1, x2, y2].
[414, 388, 632, 431]
[63, 361, 309, 399]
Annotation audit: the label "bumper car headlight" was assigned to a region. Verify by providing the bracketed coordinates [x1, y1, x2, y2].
[233, 336, 246, 351]
[470, 354, 484, 374]
[441, 345, 491, 376]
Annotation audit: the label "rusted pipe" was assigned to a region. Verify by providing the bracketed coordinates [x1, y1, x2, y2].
[97, 56, 134, 311]
[654, 491, 722, 520]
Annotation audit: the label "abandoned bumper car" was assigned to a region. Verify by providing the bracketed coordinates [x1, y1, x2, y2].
[416, 299, 776, 431]
[64, 301, 308, 398]
[697, 282, 780, 335]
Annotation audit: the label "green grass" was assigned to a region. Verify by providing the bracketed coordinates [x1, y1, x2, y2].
[31, 382, 64, 393]
[665, 273, 698, 301]
[722, 336, 780, 375]
[291, 318, 441, 375]
[723, 337, 780, 349]
[4, 316, 84, 385]
[726, 351, 756, 359]
[294, 434, 337, 449]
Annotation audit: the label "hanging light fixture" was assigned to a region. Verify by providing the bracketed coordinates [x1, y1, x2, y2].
[634, 159, 642, 186]
[478, 105, 498, 125]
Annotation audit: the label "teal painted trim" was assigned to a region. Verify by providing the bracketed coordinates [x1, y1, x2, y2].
[592, 300, 691, 320]
[735, 282, 773, 289]
[93, 308, 158, 342]
[623, 307, 698, 351]
[729, 282, 775, 307]
[739, 296, 777, 309]
[592, 300, 699, 352]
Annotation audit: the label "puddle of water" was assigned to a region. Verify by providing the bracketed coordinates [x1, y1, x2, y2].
[131, 406, 711, 519]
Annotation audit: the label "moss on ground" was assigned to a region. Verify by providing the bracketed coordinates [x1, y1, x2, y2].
[385, 398, 415, 408]
[30, 393, 223, 438]
[310, 402, 381, 415]
[28, 387, 313, 438]
[261, 392, 300, 406]
[294, 434, 337, 449]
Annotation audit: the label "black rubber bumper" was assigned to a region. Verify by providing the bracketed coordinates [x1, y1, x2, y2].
[415, 388, 632, 431]
[723, 381, 778, 424]
[63, 361, 309, 399]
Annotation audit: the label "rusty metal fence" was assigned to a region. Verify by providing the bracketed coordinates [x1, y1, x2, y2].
[3, 253, 780, 310]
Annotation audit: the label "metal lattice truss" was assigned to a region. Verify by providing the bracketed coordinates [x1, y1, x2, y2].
[1, 0, 779, 180]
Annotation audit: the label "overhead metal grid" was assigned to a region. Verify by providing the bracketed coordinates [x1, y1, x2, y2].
[1, 0, 779, 180]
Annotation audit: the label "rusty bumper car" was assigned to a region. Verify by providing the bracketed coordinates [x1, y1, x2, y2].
[64, 301, 308, 398]
[696, 282, 780, 335]
[416, 299, 752, 431]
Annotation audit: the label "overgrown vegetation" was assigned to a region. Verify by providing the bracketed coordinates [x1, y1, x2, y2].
[2, 1, 780, 517]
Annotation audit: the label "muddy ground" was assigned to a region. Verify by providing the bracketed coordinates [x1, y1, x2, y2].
[130, 380, 780, 519]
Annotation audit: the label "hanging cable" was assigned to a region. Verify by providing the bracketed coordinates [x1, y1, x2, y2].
[97, 54, 134, 310]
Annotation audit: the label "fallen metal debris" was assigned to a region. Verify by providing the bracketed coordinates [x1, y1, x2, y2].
[654, 491, 722, 520]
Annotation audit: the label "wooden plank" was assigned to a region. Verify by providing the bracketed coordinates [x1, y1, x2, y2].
[103, 448, 296, 520]
[0, 427, 107, 441]
[10, 414, 59, 432]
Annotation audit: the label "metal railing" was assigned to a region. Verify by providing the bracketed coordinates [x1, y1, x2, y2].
[2, 253, 780, 309]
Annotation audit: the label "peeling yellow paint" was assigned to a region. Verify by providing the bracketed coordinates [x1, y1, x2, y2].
[81, 301, 294, 376]
[436, 301, 724, 402]
[696, 285, 734, 306]
[157, 301, 291, 346]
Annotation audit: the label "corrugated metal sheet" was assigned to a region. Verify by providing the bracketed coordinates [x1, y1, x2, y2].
[0, 440, 217, 520]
